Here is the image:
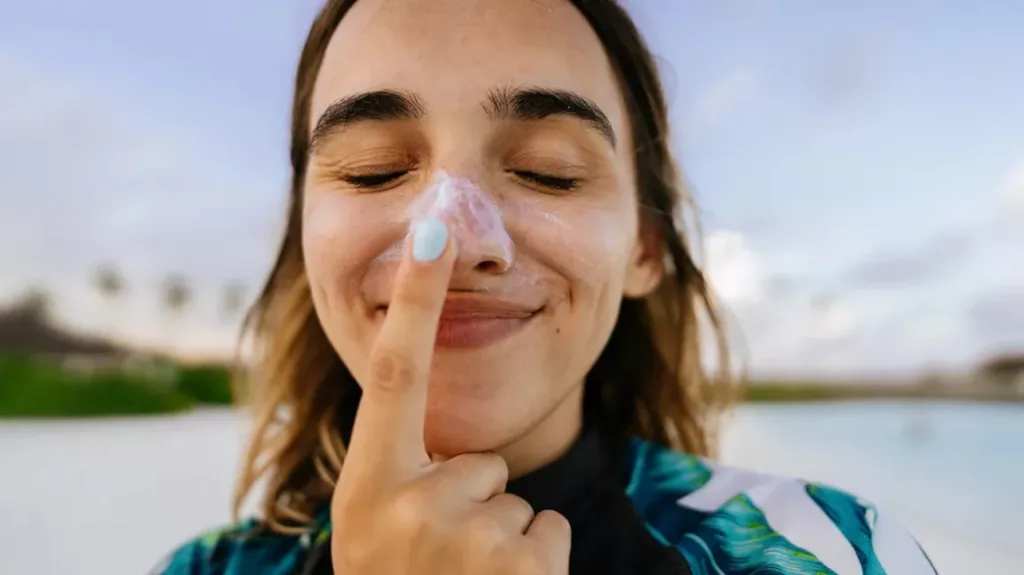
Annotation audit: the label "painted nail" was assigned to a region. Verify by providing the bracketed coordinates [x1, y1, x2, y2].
[412, 218, 448, 262]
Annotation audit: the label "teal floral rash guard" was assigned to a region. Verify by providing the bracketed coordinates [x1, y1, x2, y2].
[156, 435, 937, 575]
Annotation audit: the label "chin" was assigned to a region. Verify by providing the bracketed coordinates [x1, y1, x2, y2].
[421, 395, 520, 456]
[422, 417, 506, 457]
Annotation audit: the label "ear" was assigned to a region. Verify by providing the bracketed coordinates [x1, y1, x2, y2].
[623, 219, 664, 299]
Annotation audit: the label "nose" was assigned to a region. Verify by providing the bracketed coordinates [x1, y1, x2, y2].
[414, 174, 513, 275]
[444, 181, 514, 275]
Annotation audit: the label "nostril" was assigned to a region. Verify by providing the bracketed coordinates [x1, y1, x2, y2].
[474, 260, 504, 274]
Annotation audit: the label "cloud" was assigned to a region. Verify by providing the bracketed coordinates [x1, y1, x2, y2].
[843, 230, 977, 287]
[0, 55, 282, 354]
[700, 230, 877, 373]
[697, 226, 1015, 375]
[999, 161, 1024, 214]
[811, 298, 859, 340]
[703, 229, 765, 308]
[966, 285, 1024, 352]
[728, 301, 867, 375]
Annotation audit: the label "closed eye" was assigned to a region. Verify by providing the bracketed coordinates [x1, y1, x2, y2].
[513, 170, 579, 192]
[343, 171, 408, 189]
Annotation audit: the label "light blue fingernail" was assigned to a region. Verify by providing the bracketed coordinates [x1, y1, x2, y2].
[412, 218, 448, 262]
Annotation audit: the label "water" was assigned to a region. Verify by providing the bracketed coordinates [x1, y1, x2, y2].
[0, 402, 1021, 575]
[720, 402, 1024, 575]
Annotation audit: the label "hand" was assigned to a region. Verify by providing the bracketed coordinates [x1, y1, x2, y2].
[331, 218, 571, 574]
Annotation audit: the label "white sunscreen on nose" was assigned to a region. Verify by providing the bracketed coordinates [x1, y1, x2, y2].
[404, 171, 514, 267]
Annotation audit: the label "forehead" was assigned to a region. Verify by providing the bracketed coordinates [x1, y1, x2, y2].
[310, 0, 627, 133]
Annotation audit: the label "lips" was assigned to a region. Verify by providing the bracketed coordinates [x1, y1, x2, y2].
[437, 297, 539, 319]
[377, 294, 541, 348]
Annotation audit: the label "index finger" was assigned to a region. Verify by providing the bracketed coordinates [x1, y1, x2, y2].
[345, 218, 456, 478]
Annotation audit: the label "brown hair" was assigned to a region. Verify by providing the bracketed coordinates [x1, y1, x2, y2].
[232, 0, 737, 534]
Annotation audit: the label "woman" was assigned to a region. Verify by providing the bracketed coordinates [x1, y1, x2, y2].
[158, 0, 938, 574]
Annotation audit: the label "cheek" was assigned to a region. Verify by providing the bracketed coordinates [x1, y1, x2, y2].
[302, 192, 405, 303]
[510, 203, 636, 295]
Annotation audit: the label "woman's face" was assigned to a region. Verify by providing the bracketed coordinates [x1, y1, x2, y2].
[303, 0, 661, 460]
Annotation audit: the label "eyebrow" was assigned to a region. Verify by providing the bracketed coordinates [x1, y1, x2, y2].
[309, 90, 425, 152]
[485, 86, 616, 148]
[309, 86, 616, 153]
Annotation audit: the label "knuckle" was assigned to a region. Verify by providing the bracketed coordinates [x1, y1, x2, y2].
[445, 452, 482, 466]
[487, 452, 514, 479]
[542, 510, 571, 535]
[450, 452, 508, 475]
[480, 452, 511, 475]
[389, 486, 432, 530]
[495, 492, 534, 519]
[445, 452, 509, 493]
[368, 349, 418, 392]
[512, 494, 534, 517]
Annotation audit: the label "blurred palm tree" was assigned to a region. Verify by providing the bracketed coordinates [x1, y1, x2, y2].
[94, 265, 124, 339]
[95, 266, 124, 301]
[162, 275, 191, 314]
[162, 275, 191, 355]
[21, 286, 52, 316]
[221, 282, 247, 322]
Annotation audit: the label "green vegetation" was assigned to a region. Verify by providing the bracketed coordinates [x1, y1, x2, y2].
[745, 382, 871, 402]
[2, 353, 1018, 418]
[176, 364, 235, 406]
[744, 380, 1024, 403]
[0, 354, 235, 418]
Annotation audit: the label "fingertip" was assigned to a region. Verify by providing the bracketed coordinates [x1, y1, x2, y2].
[411, 218, 450, 263]
[526, 510, 571, 569]
[535, 510, 571, 538]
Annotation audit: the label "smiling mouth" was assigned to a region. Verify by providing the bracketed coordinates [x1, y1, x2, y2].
[376, 296, 542, 348]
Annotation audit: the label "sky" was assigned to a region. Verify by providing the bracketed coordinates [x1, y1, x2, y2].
[0, 0, 1021, 376]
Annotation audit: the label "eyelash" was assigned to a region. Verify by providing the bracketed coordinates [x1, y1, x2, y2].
[340, 170, 579, 192]
[342, 171, 408, 189]
[513, 171, 579, 192]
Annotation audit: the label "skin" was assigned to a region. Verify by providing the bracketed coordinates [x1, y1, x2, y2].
[302, 0, 662, 482]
